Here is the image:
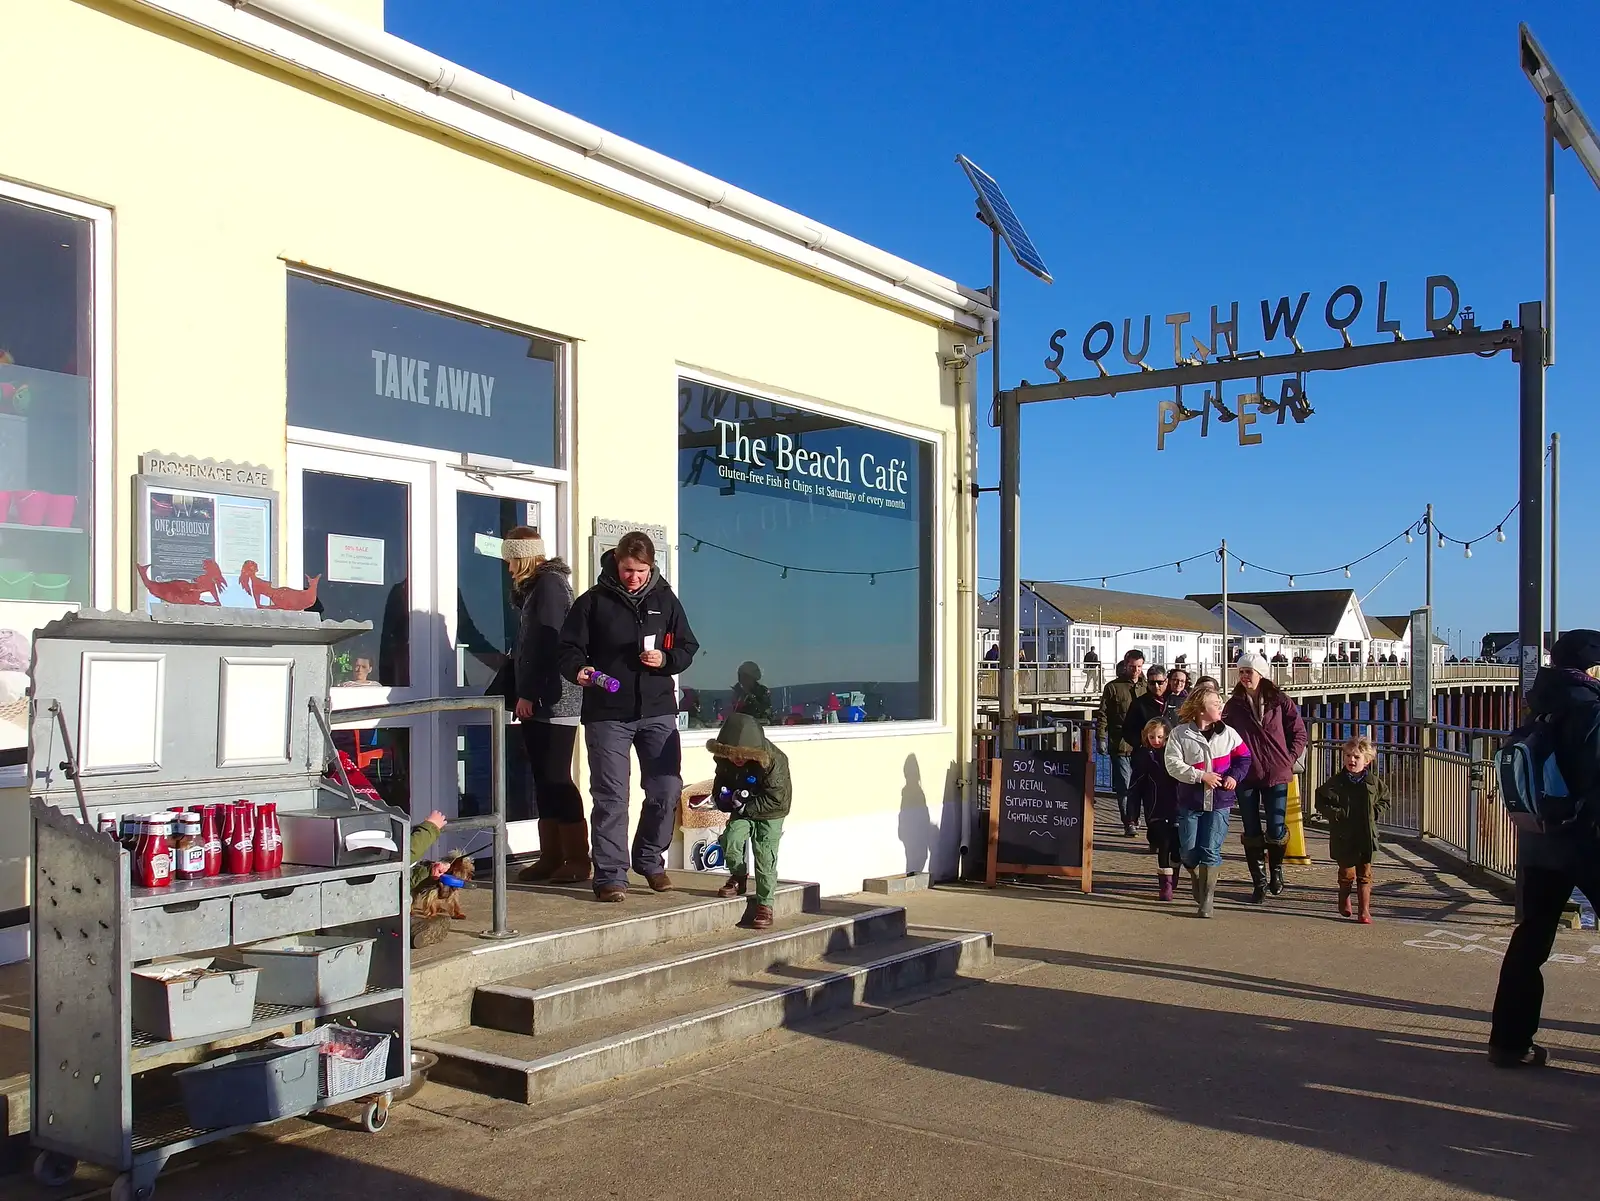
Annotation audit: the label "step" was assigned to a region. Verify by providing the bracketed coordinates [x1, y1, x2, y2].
[473, 903, 908, 1034]
[410, 877, 819, 1036]
[419, 928, 992, 1104]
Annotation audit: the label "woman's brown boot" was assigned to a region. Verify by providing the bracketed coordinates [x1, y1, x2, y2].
[518, 819, 564, 882]
[549, 820, 592, 884]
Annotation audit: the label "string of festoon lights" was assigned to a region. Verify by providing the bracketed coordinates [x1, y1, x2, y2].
[981, 496, 1525, 589]
[678, 534, 917, 585]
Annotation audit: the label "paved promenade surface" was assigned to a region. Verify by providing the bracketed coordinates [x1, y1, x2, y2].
[10, 818, 1599, 1201]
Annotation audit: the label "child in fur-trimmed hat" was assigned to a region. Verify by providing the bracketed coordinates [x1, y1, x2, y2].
[708, 712, 791, 929]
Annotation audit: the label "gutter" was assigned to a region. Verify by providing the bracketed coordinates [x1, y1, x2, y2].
[123, 0, 991, 328]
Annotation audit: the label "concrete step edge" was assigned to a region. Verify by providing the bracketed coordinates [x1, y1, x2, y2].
[419, 930, 992, 1102]
[472, 906, 908, 1031]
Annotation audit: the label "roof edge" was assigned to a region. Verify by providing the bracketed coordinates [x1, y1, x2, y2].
[122, 0, 989, 330]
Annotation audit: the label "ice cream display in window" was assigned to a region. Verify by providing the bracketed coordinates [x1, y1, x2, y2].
[0, 350, 90, 605]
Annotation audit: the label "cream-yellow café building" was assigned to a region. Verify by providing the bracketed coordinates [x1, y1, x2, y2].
[0, 0, 990, 960]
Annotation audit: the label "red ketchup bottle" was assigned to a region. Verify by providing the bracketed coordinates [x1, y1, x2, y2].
[224, 801, 256, 875]
[254, 802, 282, 872]
[140, 816, 173, 889]
[195, 804, 223, 877]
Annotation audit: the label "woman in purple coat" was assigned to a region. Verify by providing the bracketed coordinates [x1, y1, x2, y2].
[1223, 652, 1308, 904]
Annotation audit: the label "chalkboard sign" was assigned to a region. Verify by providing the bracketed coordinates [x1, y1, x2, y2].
[986, 747, 1093, 890]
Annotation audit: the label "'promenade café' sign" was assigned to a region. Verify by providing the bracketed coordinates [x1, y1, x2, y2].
[1040, 274, 1469, 450]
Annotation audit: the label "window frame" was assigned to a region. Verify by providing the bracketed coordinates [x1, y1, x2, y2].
[0, 178, 113, 610]
[676, 367, 946, 740]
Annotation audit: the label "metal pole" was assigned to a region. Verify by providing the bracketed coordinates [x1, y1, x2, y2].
[1221, 539, 1229, 675]
[1424, 503, 1433, 609]
[1550, 431, 1560, 644]
[995, 225, 1021, 751]
[486, 712, 511, 938]
[1545, 98, 1557, 367]
[1518, 301, 1546, 698]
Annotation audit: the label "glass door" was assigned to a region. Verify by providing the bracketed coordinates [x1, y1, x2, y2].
[288, 446, 435, 818]
[435, 471, 561, 854]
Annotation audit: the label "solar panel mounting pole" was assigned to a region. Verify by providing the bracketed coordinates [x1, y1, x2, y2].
[994, 222, 1021, 751]
[1517, 300, 1545, 700]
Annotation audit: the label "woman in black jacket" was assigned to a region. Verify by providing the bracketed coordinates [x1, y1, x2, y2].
[559, 531, 700, 902]
[503, 528, 589, 884]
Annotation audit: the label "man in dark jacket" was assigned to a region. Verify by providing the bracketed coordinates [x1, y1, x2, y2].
[1097, 652, 1147, 835]
[559, 533, 700, 902]
[1488, 629, 1600, 1067]
[708, 712, 792, 929]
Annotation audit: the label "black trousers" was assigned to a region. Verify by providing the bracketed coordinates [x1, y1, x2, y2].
[518, 720, 584, 824]
[1489, 860, 1600, 1053]
[1147, 818, 1182, 872]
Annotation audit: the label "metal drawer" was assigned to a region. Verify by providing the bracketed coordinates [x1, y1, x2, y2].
[132, 897, 233, 961]
[231, 883, 323, 945]
[320, 873, 401, 927]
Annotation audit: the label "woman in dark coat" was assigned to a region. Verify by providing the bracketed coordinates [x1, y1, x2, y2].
[504, 528, 588, 884]
[559, 531, 699, 903]
[1223, 652, 1308, 904]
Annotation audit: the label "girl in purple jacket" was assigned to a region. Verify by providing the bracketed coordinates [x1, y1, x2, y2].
[1129, 718, 1182, 902]
[1164, 684, 1252, 918]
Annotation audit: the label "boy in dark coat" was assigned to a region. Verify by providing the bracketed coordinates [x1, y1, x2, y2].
[1129, 718, 1181, 900]
[1314, 736, 1389, 923]
[708, 712, 792, 929]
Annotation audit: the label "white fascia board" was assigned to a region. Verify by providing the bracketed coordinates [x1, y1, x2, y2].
[119, 0, 987, 330]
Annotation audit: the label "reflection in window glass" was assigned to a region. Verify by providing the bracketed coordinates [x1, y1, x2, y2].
[332, 727, 411, 814]
[301, 472, 410, 687]
[455, 493, 540, 690]
[677, 380, 934, 727]
[0, 197, 93, 605]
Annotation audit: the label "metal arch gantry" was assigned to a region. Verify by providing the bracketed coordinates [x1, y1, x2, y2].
[991, 312, 1547, 747]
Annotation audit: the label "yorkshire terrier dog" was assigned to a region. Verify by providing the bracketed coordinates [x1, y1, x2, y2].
[411, 854, 475, 921]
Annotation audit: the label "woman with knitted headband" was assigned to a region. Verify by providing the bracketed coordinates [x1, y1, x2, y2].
[502, 526, 589, 884]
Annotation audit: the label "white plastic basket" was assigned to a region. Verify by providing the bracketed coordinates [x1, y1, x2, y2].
[274, 1025, 391, 1098]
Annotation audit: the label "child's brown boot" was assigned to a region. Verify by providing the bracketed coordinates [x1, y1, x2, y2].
[1357, 883, 1373, 924]
[1337, 867, 1355, 918]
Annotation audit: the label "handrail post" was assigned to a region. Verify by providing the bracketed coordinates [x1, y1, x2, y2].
[486, 709, 511, 939]
[1419, 721, 1434, 837]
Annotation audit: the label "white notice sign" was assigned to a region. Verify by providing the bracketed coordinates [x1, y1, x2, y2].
[473, 533, 504, 560]
[327, 534, 385, 585]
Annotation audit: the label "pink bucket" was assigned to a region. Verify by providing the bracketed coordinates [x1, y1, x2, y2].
[13, 492, 48, 526]
[42, 494, 77, 528]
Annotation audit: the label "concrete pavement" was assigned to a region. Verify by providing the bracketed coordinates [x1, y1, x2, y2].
[8, 816, 1598, 1201]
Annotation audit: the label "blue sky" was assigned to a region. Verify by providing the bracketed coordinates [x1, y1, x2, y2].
[389, 1, 1599, 655]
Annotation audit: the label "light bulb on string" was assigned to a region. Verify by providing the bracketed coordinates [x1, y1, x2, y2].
[1238, 560, 1245, 573]
[869, 574, 876, 586]
[1438, 534, 1445, 549]
[1100, 578, 1107, 588]
[693, 540, 703, 553]
[1288, 576, 1296, 587]
[1464, 544, 1472, 560]
[1406, 528, 1414, 544]
[781, 566, 788, 579]
[1344, 566, 1351, 578]
[1497, 527, 1506, 543]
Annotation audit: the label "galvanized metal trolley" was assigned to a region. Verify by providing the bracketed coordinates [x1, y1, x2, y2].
[27, 609, 413, 1201]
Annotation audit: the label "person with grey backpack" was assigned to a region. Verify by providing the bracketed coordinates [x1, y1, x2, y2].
[1487, 629, 1600, 1068]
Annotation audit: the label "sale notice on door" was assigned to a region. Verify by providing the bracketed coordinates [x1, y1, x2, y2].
[327, 534, 385, 585]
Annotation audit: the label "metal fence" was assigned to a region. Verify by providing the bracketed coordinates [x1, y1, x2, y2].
[974, 715, 1519, 884]
[1301, 718, 1516, 882]
[977, 661, 1517, 701]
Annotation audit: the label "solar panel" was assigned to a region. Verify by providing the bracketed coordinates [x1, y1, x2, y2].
[956, 154, 1052, 284]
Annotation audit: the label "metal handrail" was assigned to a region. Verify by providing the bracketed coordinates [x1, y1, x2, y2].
[325, 695, 515, 940]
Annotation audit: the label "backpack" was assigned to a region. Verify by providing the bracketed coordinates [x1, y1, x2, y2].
[1495, 715, 1576, 833]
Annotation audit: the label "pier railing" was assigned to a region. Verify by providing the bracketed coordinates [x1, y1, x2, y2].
[977, 661, 1518, 702]
[972, 716, 1517, 885]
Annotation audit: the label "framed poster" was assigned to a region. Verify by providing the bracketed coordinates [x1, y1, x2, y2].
[135, 455, 279, 611]
[986, 742, 1094, 891]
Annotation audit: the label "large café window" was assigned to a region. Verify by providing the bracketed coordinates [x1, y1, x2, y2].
[677, 379, 935, 729]
[0, 193, 96, 774]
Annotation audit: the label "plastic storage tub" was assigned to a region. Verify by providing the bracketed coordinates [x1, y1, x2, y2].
[130, 957, 260, 1042]
[0, 572, 32, 600]
[31, 574, 71, 601]
[239, 935, 375, 1006]
[274, 1025, 391, 1099]
[174, 1043, 319, 1129]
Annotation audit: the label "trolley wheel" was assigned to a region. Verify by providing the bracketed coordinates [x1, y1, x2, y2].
[31, 1151, 77, 1188]
[361, 1099, 389, 1133]
[111, 1173, 154, 1201]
